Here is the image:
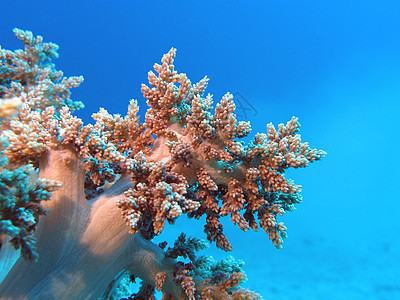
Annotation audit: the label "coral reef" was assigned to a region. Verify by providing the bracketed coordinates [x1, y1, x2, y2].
[0, 29, 325, 299]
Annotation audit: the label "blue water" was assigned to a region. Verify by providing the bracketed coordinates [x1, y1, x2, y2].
[1, 1, 399, 299]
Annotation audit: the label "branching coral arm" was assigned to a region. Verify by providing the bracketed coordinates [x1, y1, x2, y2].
[0, 29, 325, 299]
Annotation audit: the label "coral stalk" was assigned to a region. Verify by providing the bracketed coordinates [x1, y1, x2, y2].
[0, 145, 187, 299]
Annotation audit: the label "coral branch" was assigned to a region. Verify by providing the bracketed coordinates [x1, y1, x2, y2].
[0, 29, 325, 299]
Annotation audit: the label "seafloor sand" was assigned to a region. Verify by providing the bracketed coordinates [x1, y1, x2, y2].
[243, 235, 400, 300]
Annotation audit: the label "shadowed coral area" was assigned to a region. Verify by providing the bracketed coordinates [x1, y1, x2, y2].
[0, 29, 325, 299]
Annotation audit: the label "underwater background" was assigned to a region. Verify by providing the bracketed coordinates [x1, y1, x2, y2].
[1, 0, 399, 299]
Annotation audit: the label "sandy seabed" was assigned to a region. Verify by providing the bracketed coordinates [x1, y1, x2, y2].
[244, 235, 400, 300]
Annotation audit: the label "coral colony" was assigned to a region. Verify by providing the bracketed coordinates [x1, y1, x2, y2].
[0, 29, 325, 299]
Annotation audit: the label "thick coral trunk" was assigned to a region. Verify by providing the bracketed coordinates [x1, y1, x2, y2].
[0, 146, 183, 299]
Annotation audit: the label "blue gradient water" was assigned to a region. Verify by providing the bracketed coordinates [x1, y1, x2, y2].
[1, 1, 399, 299]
